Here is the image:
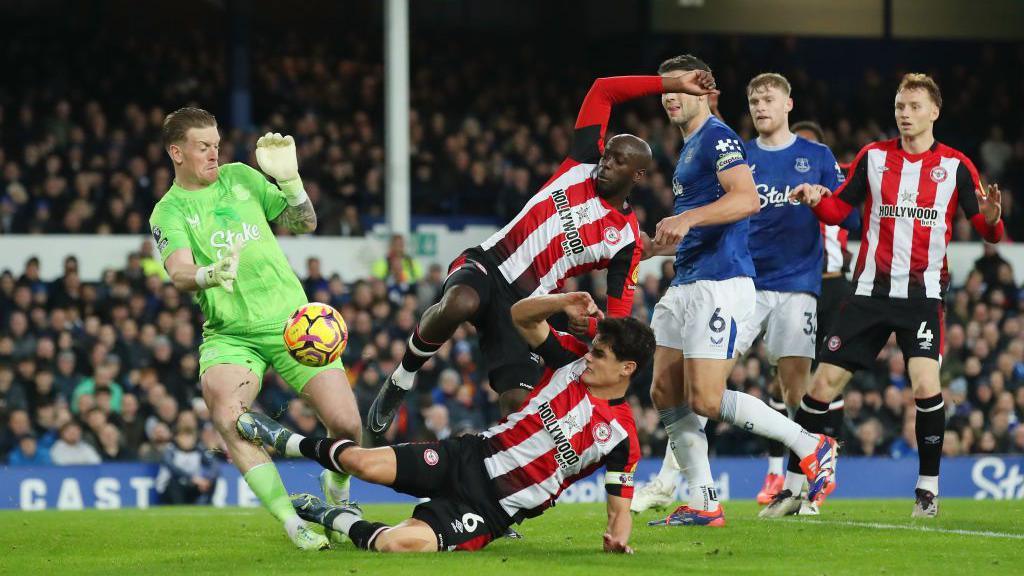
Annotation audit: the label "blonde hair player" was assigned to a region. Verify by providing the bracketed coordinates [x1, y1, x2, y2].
[150, 108, 362, 549]
[789, 73, 1004, 517]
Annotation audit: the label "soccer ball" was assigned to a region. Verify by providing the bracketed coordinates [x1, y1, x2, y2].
[283, 302, 348, 367]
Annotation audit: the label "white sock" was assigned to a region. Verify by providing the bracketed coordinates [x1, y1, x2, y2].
[331, 511, 361, 534]
[719, 390, 819, 458]
[391, 365, 415, 391]
[656, 449, 682, 486]
[283, 515, 304, 538]
[916, 475, 939, 496]
[783, 470, 806, 495]
[285, 433, 306, 457]
[661, 406, 717, 511]
[767, 456, 784, 476]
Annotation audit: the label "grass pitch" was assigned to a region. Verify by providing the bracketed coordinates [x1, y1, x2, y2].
[2, 500, 1023, 575]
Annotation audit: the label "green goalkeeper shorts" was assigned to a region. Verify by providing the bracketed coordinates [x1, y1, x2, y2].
[198, 327, 343, 393]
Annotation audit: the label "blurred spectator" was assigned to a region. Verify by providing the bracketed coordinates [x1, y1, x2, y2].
[155, 429, 220, 505]
[980, 126, 1013, 180]
[50, 421, 101, 465]
[7, 433, 51, 466]
[372, 235, 423, 303]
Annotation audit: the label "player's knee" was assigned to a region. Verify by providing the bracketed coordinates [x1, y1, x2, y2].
[323, 412, 362, 443]
[688, 390, 721, 420]
[439, 285, 480, 321]
[809, 372, 838, 403]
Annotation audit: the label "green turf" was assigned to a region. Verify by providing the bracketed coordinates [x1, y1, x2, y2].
[2, 500, 1023, 575]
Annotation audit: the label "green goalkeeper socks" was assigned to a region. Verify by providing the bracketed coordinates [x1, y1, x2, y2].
[244, 462, 299, 523]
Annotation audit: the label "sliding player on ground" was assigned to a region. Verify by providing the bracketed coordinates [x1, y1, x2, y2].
[239, 292, 652, 553]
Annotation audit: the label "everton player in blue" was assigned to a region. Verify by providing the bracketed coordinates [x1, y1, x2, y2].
[640, 56, 838, 527]
[735, 74, 854, 516]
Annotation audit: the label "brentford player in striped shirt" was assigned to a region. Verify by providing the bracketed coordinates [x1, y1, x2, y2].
[788, 73, 1004, 518]
[235, 292, 654, 553]
[365, 71, 718, 438]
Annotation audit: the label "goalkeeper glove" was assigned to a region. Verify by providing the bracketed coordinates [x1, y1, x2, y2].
[256, 132, 308, 206]
[195, 241, 242, 293]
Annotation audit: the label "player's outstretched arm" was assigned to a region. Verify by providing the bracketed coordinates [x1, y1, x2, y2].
[511, 293, 601, 348]
[603, 495, 634, 554]
[790, 183, 856, 225]
[256, 132, 318, 234]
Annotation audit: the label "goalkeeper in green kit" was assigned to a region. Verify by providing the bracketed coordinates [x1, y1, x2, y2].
[149, 107, 361, 550]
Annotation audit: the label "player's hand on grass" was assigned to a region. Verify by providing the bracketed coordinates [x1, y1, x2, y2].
[256, 132, 300, 183]
[197, 240, 242, 292]
[654, 213, 691, 245]
[603, 532, 634, 554]
[788, 183, 828, 207]
[977, 183, 1002, 225]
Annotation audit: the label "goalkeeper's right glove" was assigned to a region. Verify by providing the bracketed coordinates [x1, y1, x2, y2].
[195, 241, 242, 292]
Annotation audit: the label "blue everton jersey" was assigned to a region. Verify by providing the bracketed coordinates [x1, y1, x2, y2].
[671, 115, 756, 286]
[746, 135, 844, 295]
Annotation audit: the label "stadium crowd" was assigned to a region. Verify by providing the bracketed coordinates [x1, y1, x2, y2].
[2, 240, 1024, 471]
[2, 32, 1024, 239]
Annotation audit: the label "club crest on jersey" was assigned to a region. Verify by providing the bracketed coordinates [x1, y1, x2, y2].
[603, 226, 622, 245]
[827, 336, 842, 352]
[794, 157, 811, 173]
[930, 166, 948, 183]
[551, 188, 585, 255]
[186, 214, 201, 228]
[592, 422, 612, 444]
[231, 184, 251, 202]
[423, 449, 439, 466]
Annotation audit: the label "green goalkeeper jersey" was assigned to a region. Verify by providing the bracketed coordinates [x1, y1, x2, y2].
[149, 162, 307, 334]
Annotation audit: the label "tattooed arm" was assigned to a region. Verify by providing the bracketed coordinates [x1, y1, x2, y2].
[274, 198, 318, 234]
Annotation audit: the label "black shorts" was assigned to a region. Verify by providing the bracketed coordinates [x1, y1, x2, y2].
[818, 295, 944, 373]
[816, 275, 853, 355]
[444, 249, 542, 394]
[390, 435, 512, 551]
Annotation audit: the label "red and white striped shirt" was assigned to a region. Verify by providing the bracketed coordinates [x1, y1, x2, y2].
[476, 77, 664, 316]
[821, 223, 849, 274]
[812, 139, 1002, 300]
[478, 327, 640, 522]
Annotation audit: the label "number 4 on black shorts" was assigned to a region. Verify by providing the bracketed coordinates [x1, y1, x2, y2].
[819, 295, 944, 372]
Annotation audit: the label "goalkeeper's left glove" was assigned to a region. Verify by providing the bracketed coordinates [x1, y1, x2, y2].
[256, 132, 308, 206]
